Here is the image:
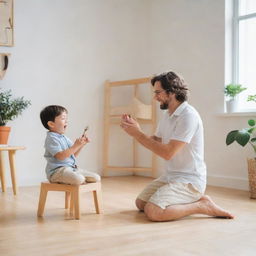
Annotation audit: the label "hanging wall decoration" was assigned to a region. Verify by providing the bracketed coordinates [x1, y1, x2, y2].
[0, 53, 10, 79]
[0, 0, 14, 46]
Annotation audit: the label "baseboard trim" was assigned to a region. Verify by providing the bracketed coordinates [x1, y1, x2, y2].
[6, 173, 250, 191]
[207, 174, 249, 191]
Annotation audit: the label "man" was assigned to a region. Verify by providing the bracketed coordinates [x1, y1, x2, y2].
[120, 71, 234, 222]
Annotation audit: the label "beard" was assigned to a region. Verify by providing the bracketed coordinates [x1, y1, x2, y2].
[160, 102, 169, 110]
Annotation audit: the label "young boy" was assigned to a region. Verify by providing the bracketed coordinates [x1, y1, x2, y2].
[40, 105, 100, 185]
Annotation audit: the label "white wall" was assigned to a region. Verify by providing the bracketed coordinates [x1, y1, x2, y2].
[0, 0, 150, 186]
[0, 0, 253, 190]
[148, 0, 254, 190]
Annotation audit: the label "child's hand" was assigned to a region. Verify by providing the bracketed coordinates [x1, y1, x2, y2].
[74, 136, 90, 148]
[82, 135, 90, 143]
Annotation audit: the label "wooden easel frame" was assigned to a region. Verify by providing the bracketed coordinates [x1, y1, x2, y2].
[103, 77, 157, 177]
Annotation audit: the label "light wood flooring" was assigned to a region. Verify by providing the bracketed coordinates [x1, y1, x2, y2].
[1, 176, 256, 256]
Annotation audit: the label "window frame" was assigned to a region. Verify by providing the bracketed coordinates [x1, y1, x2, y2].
[232, 0, 256, 84]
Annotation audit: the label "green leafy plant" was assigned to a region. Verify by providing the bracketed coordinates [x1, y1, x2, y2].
[0, 89, 31, 126]
[247, 94, 256, 103]
[224, 84, 247, 100]
[226, 119, 256, 155]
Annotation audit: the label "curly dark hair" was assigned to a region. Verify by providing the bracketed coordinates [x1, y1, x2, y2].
[151, 71, 189, 102]
[40, 105, 67, 130]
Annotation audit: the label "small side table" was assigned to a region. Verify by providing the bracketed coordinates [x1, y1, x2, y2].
[0, 146, 25, 195]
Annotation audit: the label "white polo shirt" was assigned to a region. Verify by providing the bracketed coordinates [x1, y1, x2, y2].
[155, 102, 206, 193]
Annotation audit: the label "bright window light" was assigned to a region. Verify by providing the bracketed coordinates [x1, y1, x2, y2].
[239, 0, 256, 15]
[232, 0, 256, 111]
[238, 17, 256, 110]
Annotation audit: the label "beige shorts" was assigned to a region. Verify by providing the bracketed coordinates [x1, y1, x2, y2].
[49, 167, 101, 185]
[137, 180, 202, 209]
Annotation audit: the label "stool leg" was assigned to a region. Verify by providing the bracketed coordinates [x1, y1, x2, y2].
[65, 192, 71, 209]
[70, 192, 74, 216]
[93, 187, 103, 214]
[37, 185, 48, 217]
[73, 186, 80, 220]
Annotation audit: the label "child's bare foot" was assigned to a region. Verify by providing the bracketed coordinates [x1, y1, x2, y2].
[198, 195, 234, 219]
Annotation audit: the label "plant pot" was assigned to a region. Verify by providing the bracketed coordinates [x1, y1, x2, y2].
[0, 126, 11, 144]
[247, 158, 256, 199]
[226, 98, 238, 113]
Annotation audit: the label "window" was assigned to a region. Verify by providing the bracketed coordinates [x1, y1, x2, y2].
[233, 0, 256, 111]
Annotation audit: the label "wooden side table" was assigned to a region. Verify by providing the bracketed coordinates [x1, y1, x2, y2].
[0, 146, 25, 195]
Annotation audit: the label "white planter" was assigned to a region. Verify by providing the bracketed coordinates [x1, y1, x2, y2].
[226, 98, 238, 113]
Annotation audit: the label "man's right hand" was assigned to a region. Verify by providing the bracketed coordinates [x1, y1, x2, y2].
[120, 114, 142, 137]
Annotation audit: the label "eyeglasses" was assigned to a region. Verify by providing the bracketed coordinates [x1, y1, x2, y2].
[153, 90, 165, 95]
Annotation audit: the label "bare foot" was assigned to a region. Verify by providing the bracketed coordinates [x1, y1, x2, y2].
[198, 195, 234, 219]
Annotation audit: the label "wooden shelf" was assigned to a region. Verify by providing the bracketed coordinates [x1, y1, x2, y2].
[109, 116, 153, 124]
[105, 166, 153, 172]
[103, 77, 157, 177]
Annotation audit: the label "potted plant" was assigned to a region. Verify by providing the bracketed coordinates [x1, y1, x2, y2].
[226, 119, 256, 198]
[0, 88, 31, 144]
[224, 84, 247, 113]
[247, 94, 256, 103]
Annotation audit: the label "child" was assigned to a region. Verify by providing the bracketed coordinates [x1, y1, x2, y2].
[40, 105, 100, 185]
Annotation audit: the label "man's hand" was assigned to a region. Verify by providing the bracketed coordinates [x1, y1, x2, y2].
[120, 114, 142, 137]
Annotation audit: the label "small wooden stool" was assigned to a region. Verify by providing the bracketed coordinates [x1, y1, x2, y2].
[37, 182, 103, 219]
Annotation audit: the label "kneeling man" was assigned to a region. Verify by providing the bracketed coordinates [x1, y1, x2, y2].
[120, 71, 234, 222]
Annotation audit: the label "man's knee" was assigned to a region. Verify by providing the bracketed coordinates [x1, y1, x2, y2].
[144, 202, 165, 222]
[135, 198, 146, 211]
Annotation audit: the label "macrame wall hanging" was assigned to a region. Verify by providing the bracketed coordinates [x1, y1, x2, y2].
[0, 53, 10, 80]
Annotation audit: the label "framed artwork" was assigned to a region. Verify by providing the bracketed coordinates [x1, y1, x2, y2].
[0, 0, 14, 46]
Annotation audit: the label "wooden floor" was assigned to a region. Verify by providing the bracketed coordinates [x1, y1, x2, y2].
[1, 176, 256, 256]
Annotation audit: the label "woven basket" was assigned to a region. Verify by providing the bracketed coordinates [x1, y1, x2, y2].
[247, 158, 256, 199]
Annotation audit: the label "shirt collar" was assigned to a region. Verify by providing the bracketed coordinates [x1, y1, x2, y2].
[169, 101, 188, 117]
[48, 131, 64, 137]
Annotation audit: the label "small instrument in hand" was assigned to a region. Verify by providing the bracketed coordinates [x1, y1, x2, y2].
[82, 126, 89, 137]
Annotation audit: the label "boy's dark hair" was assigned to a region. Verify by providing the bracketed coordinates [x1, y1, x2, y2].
[151, 71, 189, 102]
[40, 105, 67, 130]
